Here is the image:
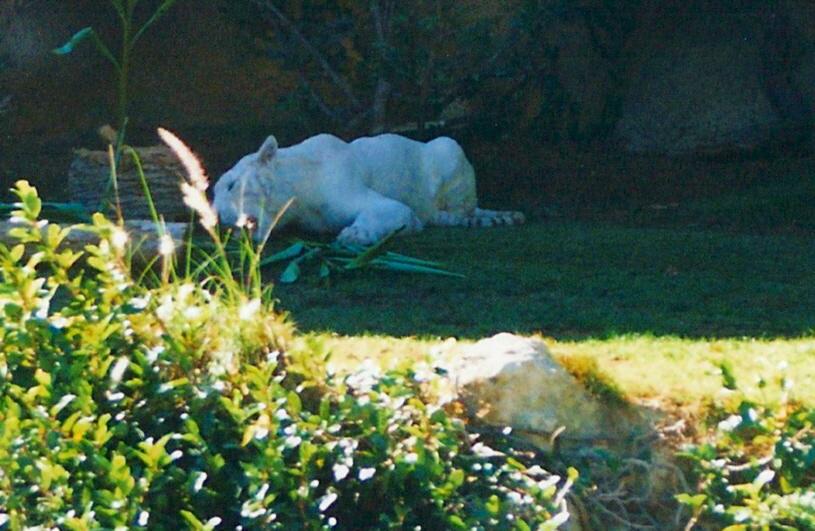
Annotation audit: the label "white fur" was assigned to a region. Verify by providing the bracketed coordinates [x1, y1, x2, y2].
[212, 133, 524, 245]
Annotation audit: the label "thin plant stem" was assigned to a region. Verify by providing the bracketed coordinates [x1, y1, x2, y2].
[106, 144, 124, 222]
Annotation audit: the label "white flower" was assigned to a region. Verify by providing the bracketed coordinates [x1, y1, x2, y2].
[145, 345, 164, 364]
[52, 394, 76, 414]
[471, 442, 504, 458]
[183, 305, 202, 320]
[717, 414, 742, 432]
[111, 227, 129, 250]
[49, 314, 71, 329]
[137, 511, 149, 526]
[403, 452, 419, 464]
[193, 472, 207, 492]
[548, 509, 570, 528]
[318, 491, 338, 512]
[333, 464, 350, 481]
[110, 356, 130, 385]
[239, 298, 261, 321]
[358, 467, 376, 481]
[255, 483, 269, 500]
[753, 469, 775, 489]
[253, 426, 269, 440]
[106, 391, 125, 402]
[158, 233, 175, 256]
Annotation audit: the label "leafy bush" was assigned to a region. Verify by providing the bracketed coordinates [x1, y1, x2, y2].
[0, 180, 573, 529]
[677, 370, 815, 529]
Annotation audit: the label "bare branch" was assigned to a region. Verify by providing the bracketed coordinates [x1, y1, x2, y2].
[253, 0, 361, 108]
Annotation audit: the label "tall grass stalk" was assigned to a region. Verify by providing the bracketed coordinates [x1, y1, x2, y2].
[153, 127, 276, 305]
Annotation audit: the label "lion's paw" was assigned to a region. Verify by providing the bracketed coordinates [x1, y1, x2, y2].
[337, 225, 377, 246]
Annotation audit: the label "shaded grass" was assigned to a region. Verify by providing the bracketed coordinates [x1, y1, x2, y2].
[269, 221, 815, 340]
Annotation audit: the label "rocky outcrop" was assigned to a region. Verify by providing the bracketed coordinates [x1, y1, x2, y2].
[616, 2, 815, 155]
[444, 333, 631, 450]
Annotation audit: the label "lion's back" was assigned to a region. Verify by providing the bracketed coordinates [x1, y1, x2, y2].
[347, 134, 472, 219]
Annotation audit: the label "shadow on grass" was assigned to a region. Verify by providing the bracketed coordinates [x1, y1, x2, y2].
[268, 221, 815, 341]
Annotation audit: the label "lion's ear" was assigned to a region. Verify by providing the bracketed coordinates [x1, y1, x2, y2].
[258, 135, 278, 164]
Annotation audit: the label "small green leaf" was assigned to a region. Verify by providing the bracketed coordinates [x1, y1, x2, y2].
[53, 27, 94, 55]
[9, 244, 24, 263]
[261, 241, 305, 265]
[447, 515, 467, 530]
[280, 261, 301, 283]
[449, 468, 465, 488]
[486, 494, 501, 515]
[675, 493, 707, 508]
[179, 510, 206, 530]
[344, 227, 404, 269]
[369, 259, 464, 278]
[319, 262, 331, 279]
[287, 390, 302, 417]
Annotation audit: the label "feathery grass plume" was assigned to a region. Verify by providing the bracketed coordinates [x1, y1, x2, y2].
[180, 182, 218, 232]
[157, 127, 208, 191]
[157, 128, 219, 233]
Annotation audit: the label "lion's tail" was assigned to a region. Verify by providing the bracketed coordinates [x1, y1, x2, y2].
[431, 208, 525, 228]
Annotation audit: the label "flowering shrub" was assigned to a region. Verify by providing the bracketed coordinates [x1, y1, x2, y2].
[0, 181, 573, 529]
[677, 370, 815, 529]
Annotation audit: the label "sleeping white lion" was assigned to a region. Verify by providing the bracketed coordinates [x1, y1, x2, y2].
[212, 133, 524, 245]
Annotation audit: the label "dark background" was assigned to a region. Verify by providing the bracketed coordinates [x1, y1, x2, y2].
[1, 0, 814, 220]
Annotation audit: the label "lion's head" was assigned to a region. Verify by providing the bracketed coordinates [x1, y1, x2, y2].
[212, 135, 294, 238]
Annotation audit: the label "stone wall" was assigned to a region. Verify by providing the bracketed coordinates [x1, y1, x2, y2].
[615, 1, 815, 154]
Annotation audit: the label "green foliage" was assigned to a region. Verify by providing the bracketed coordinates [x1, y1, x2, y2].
[0, 180, 572, 529]
[0, 201, 91, 224]
[53, 0, 179, 132]
[262, 231, 463, 284]
[677, 372, 815, 529]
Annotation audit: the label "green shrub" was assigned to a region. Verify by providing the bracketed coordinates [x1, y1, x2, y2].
[677, 371, 815, 529]
[0, 181, 573, 529]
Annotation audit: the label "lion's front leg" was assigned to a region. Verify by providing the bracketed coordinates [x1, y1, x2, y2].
[336, 195, 423, 246]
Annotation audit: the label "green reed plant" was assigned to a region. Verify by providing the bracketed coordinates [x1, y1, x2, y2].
[53, 0, 179, 134]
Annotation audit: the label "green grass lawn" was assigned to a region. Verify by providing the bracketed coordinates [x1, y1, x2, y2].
[267, 217, 815, 409]
[270, 221, 815, 340]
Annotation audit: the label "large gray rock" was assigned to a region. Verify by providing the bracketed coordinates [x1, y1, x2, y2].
[616, 9, 782, 155]
[446, 333, 612, 449]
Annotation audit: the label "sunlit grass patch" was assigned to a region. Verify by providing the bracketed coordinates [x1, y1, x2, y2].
[313, 333, 815, 409]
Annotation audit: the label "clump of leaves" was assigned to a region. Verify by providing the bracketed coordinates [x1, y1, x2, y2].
[676, 370, 815, 529]
[0, 201, 91, 224]
[262, 229, 464, 284]
[0, 181, 573, 529]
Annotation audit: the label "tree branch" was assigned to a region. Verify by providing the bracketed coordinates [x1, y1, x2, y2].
[253, 0, 361, 109]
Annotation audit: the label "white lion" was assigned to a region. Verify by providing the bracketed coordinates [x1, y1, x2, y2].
[212, 133, 524, 245]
